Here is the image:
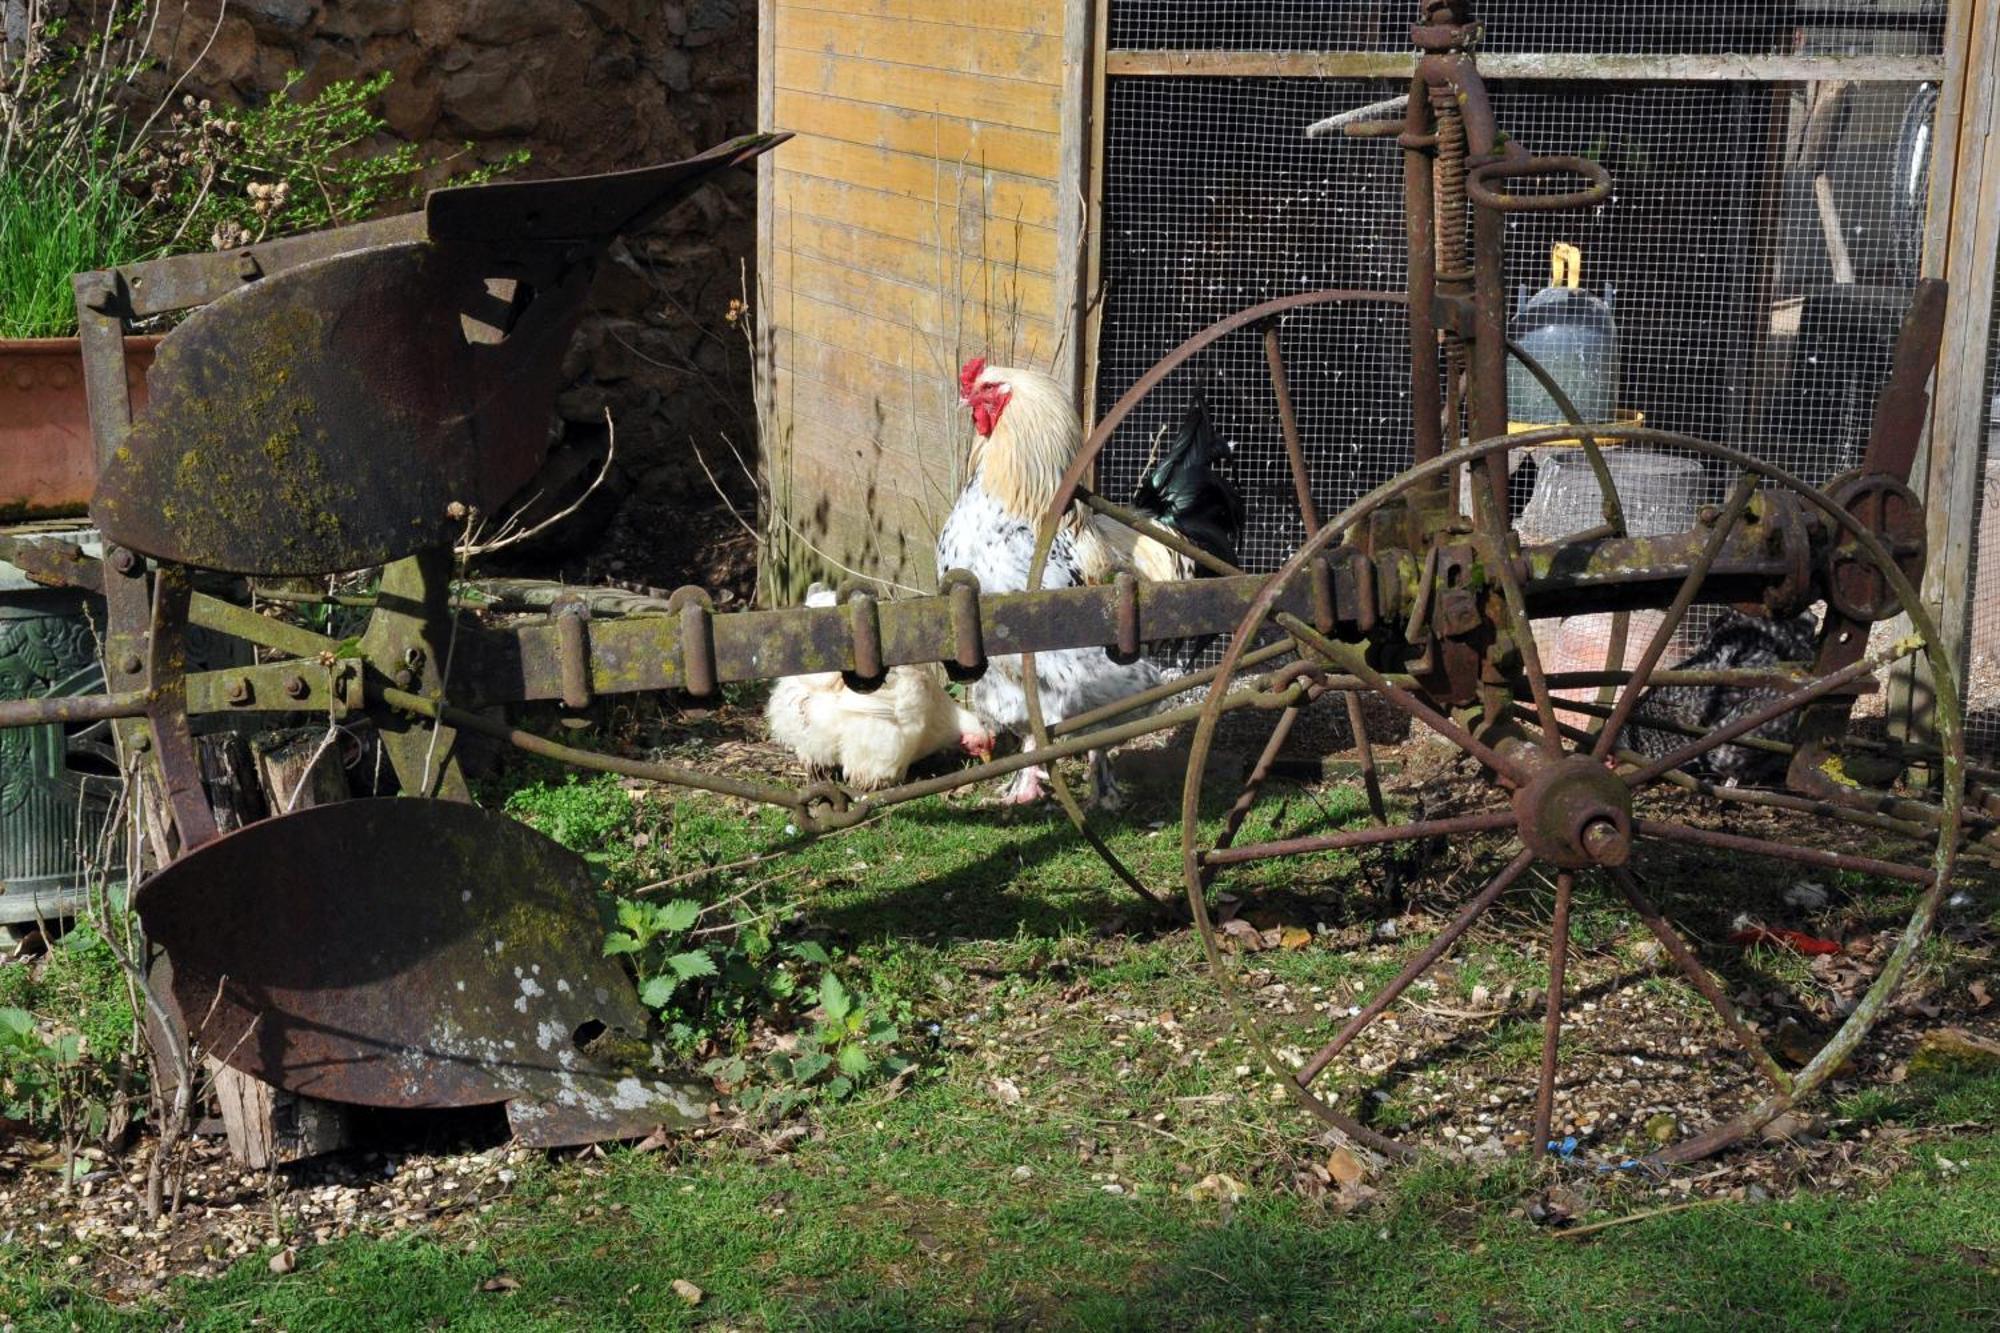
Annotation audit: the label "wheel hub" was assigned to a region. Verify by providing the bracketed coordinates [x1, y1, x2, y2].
[1511, 757, 1633, 868]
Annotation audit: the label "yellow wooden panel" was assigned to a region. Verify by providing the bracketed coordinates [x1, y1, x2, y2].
[771, 89, 1060, 181]
[776, 9, 1060, 85]
[774, 340, 963, 432]
[782, 0, 1059, 37]
[776, 254, 1058, 361]
[775, 217, 1061, 325]
[770, 134, 1058, 229]
[774, 172, 1058, 274]
[774, 47, 1061, 135]
[777, 287, 1059, 381]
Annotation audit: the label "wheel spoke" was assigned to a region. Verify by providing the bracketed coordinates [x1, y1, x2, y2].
[1623, 636, 1921, 788]
[1205, 697, 1313, 883]
[1608, 865, 1793, 1094]
[1345, 692, 1389, 824]
[1592, 471, 1760, 761]
[1296, 845, 1533, 1087]
[1202, 811, 1516, 869]
[1262, 322, 1323, 536]
[1532, 871, 1575, 1154]
[1632, 817, 1934, 886]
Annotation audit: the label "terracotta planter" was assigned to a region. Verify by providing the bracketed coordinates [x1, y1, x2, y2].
[0, 336, 160, 520]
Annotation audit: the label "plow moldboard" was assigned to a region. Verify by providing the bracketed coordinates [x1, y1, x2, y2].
[135, 798, 706, 1145]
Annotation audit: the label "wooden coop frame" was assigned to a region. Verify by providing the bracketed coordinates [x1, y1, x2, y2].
[755, 0, 2000, 745]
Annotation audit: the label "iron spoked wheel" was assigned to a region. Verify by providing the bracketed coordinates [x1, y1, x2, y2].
[1181, 426, 1965, 1164]
[1017, 290, 1411, 906]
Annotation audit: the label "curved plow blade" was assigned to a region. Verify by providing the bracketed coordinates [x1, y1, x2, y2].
[135, 798, 705, 1146]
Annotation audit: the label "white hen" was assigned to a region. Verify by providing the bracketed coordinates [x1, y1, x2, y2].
[765, 585, 994, 790]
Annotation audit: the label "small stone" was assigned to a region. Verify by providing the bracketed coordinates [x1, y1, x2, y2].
[268, 1247, 297, 1275]
[671, 1278, 704, 1306]
[1644, 1113, 1680, 1145]
[1909, 1028, 2000, 1078]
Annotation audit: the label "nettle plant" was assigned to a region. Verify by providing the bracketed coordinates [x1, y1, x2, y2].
[606, 895, 910, 1117]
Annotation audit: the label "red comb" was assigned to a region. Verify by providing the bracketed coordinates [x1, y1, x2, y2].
[959, 357, 986, 399]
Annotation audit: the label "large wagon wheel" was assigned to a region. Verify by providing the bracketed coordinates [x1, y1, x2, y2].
[1017, 290, 1635, 908]
[1181, 424, 1964, 1163]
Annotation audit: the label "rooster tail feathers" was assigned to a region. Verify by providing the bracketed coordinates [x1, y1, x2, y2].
[1131, 392, 1243, 570]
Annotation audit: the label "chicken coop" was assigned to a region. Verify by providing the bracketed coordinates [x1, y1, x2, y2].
[755, 0, 2000, 757]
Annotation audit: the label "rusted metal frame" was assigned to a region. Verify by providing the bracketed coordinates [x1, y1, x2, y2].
[1200, 810, 1515, 868]
[1625, 637, 1922, 789]
[1532, 872, 1575, 1155]
[1608, 866, 1794, 1094]
[1592, 472, 1763, 761]
[1632, 818, 1934, 887]
[1467, 450, 1563, 758]
[459, 569, 1332, 707]
[72, 271, 172, 854]
[1278, 610, 1527, 783]
[1788, 278, 1949, 790]
[188, 591, 341, 663]
[0, 535, 104, 594]
[1547, 668, 1850, 693]
[1402, 68, 1446, 473]
[1205, 692, 1312, 884]
[106, 213, 428, 320]
[379, 684, 805, 811]
[1260, 322, 1323, 533]
[1293, 846, 1536, 1087]
[0, 691, 153, 727]
[358, 551, 472, 802]
[145, 567, 220, 850]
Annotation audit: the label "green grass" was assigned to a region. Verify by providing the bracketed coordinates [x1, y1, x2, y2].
[5, 1068, 1997, 1330]
[0, 164, 145, 339]
[4, 770, 1995, 1329]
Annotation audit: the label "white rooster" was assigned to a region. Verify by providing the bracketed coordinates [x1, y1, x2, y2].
[937, 358, 1241, 807]
[765, 585, 994, 790]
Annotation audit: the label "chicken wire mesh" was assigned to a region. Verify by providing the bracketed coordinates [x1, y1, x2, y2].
[1107, 1, 1947, 56]
[1092, 5, 1945, 692]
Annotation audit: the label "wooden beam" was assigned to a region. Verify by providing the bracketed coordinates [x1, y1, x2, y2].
[1081, 0, 1110, 425]
[1103, 50, 1946, 83]
[1909, 0, 2000, 745]
[1056, 0, 1092, 400]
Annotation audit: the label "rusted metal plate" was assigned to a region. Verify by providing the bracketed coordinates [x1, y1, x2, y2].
[135, 798, 707, 1139]
[425, 132, 790, 244]
[91, 242, 587, 575]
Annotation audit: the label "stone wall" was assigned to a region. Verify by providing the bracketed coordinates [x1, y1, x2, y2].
[158, 0, 763, 591]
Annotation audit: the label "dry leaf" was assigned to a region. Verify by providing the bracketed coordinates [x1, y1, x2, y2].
[267, 1247, 296, 1275]
[1279, 926, 1313, 951]
[1219, 918, 1266, 951]
[671, 1279, 705, 1306]
[989, 1077, 1022, 1107]
[1326, 1147, 1367, 1190]
[480, 1275, 522, 1293]
[1970, 979, 1992, 1011]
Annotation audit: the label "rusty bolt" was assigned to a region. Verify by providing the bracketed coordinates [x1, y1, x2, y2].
[283, 674, 309, 700]
[119, 653, 143, 676]
[235, 251, 263, 282]
[109, 548, 142, 577]
[393, 668, 415, 690]
[1696, 504, 1721, 527]
[77, 275, 119, 314]
[130, 732, 151, 752]
[224, 677, 252, 705]
[1581, 818, 1628, 866]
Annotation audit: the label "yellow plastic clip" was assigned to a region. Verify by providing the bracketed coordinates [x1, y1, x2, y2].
[1550, 241, 1583, 289]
